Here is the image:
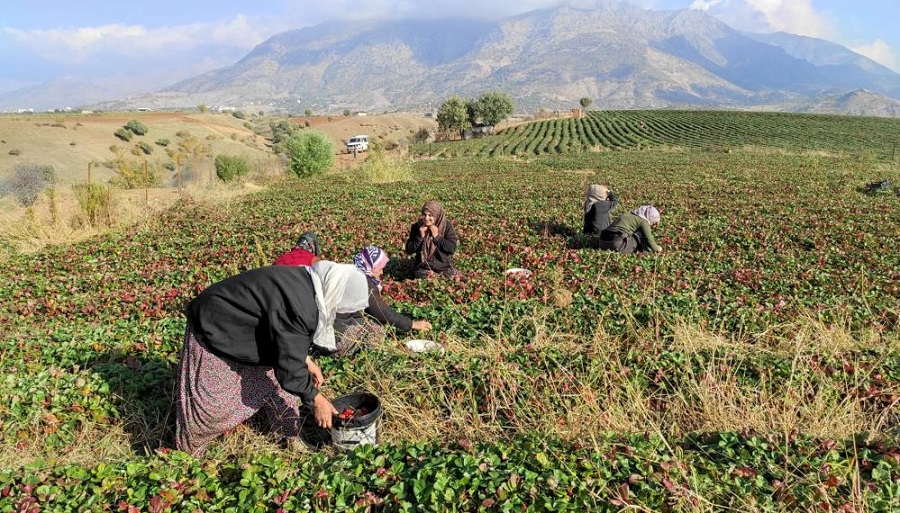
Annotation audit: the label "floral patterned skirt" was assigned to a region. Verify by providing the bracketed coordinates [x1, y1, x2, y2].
[175, 325, 304, 456]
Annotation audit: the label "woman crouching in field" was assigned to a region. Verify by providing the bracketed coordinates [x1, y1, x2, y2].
[309, 248, 432, 357]
[405, 201, 459, 279]
[599, 205, 663, 254]
[176, 266, 337, 456]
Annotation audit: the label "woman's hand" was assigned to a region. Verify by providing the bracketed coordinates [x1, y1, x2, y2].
[313, 394, 337, 429]
[428, 224, 439, 237]
[418, 225, 428, 238]
[306, 356, 324, 387]
[411, 320, 432, 331]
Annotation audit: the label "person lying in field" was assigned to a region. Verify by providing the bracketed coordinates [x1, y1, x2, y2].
[582, 184, 619, 238]
[309, 248, 432, 357]
[405, 200, 459, 279]
[176, 265, 337, 456]
[598, 205, 663, 254]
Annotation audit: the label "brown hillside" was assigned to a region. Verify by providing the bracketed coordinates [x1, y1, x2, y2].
[0, 111, 437, 189]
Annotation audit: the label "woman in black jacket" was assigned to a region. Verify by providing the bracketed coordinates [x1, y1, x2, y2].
[405, 201, 459, 279]
[177, 266, 337, 456]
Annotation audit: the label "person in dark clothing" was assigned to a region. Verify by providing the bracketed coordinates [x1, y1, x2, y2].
[176, 266, 337, 456]
[583, 184, 619, 237]
[274, 231, 321, 266]
[405, 201, 459, 279]
[599, 205, 663, 254]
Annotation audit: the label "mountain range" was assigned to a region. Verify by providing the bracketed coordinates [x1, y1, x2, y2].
[4, 2, 900, 117]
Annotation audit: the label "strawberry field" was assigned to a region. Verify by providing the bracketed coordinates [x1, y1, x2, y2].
[415, 110, 900, 159]
[1, 112, 899, 511]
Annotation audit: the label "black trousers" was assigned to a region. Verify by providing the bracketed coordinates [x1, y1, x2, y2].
[598, 230, 648, 254]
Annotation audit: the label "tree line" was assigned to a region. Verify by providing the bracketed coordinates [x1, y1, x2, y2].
[436, 92, 514, 138]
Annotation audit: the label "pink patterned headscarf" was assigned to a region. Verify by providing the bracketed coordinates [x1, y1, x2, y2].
[353, 246, 389, 290]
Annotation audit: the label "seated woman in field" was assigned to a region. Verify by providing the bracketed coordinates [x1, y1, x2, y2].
[177, 266, 337, 456]
[582, 184, 619, 238]
[599, 205, 663, 254]
[274, 231, 321, 266]
[404, 201, 459, 279]
[310, 251, 431, 357]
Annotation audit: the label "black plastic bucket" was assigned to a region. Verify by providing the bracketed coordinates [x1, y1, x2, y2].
[330, 392, 382, 449]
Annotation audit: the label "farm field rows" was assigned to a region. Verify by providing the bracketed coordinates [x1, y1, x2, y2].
[415, 110, 900, 160]
[1, 113, 899, 510]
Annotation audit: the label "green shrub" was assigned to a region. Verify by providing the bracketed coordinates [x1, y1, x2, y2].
[155, 138, 170, 147]
[232, 111, 246, 120]
[136, 142, 153, 155]
[214, 154, 251, 182]
[124, 119, 148, 136]
[411, 127, 431, 144]
[72, 182, 112, 227]
[8, 149, 21, 156]
[283, 131, 334, 178]
[114, 128, 132, 142]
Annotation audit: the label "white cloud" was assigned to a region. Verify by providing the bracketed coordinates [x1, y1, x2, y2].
[2, 15, 272, 63]
[743, 0, 833, 38]
[688, 0, 835, 38]
[689, 0, 722, 10]
[851, 39, 898, 71]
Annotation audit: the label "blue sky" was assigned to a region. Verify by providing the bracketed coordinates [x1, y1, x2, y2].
[1, 0, 898, 95]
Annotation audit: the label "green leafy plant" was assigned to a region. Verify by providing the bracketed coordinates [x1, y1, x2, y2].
[114, 128, 132, 142]
[283, 131, 334, 178]
[124, 119, 149, 136]
[71, 182, 113, 227]
[214, 154, 252, 183]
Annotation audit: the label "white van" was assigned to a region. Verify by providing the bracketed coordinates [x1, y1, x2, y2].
[346, 135, 369, 153]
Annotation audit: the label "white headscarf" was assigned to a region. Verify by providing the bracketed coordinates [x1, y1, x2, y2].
[584, 184, 610, 213]
[308, 261, 370, 352]
[631, 205, 661, 225]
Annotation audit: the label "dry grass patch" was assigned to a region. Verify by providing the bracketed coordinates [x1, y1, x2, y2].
[0, 179, 277, 257]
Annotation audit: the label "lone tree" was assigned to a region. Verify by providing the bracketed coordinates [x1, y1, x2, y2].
[579, 97, 593, 110]
[470, 91, 514, 127]
[283, 131, 334, 178]
[437, 95, 471, 138]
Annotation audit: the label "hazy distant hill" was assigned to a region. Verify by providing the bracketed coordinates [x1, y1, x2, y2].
[6, 2, 900, 116]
